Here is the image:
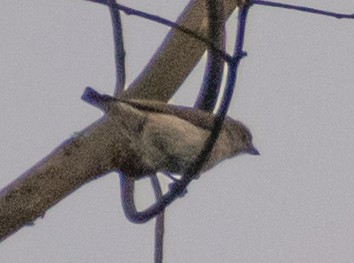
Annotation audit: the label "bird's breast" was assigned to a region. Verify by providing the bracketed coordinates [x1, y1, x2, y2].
[140, 113, 209, 174]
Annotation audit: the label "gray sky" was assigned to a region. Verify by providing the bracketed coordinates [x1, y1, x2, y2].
[1, 1, 354, 262]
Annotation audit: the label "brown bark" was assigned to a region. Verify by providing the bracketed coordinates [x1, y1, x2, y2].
[0, 0, 240, 241]
[0, 116, 130, 240]
[121, 0, 238, 101]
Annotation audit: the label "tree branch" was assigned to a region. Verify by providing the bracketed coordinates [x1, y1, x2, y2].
[120, 0, 239, 101]
[253, 0, 354, 19]
[0, 0, 240, 241]
[86, 0, 233, 63]
[118, 3, 251, 223]
[107, 0, 126, 95]
[195, 0, 225, 111]
[0, 116, 130, 241]
[151, 175, 164, 263]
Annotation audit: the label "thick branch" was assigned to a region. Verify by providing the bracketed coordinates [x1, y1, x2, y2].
[0, 0, 240, 241]
[0, 116, 132, 240]
[120, 0, 239, 101]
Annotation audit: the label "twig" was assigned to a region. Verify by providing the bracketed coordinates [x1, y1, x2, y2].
[175, 5, 250, 193]
[85, 0, 232, 63]
[119, 5, 251, 223]
[121, 0, 239, 102]
[195, 0, 225, 111]
[149, 2, 226, 260]
[150, 176, 164, 263]
[107, 2, 163, 261]
[0, 0, 240, 242]
[107, 0, 126, 95]
[81, 86, 115, 111]
[253, 0, 354, 19]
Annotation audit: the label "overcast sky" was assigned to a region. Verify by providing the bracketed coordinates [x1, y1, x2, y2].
[1, 1, 354, 262]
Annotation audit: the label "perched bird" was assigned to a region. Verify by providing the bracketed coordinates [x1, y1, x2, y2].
[82, 87, 259, 178]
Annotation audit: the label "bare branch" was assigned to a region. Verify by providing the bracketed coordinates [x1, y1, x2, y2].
[195, 0, 225, 111]
[0, 0, 240, 241]
[253, 0, 354, 19]
[86, 0, 233, 63]
[120, 0, 239, 101]
[81, 86, 115, 111]
[107, 2, 165, 260]
[107, 0, 126, 95]
[0, 116, 131, 241]
[118, 4, 252, 223]
[84, 0, 240, 100]
[147, 2, 227, 260]
[150, 176, 164, 263]
[173, 5, 251, 199]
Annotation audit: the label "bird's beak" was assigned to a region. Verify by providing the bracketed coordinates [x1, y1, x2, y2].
[247, 145, 260, 156]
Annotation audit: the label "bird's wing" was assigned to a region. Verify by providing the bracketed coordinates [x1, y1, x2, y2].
[118, 98, 221, 130]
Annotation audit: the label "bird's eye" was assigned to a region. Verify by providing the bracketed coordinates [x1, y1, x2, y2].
[241, 134, 247, 142]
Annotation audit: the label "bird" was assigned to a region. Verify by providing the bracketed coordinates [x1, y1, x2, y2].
[82, 87, 259, 178]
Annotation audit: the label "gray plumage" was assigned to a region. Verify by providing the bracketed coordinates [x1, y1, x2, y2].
[118, 99, 259, 175]
[82, 87, 259, 177]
